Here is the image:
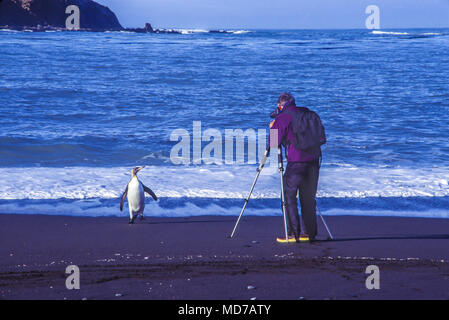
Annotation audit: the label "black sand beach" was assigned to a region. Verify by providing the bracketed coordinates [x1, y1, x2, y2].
[0, 214, 448, 300]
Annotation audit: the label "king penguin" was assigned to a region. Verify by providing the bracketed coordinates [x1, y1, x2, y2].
[120, 166, 158, 224]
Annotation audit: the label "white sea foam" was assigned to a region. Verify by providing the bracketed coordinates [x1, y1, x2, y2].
[371, 31, 443, 37]
[0, 165, 448, 218]
[174, 29, 250, 35]
[232, 30, 251, 34]
[371, 30, 409, 35]
[177, 29, 209, 34]
[0, 165, 448, 200]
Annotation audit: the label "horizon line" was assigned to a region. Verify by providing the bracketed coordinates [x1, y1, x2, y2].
[121, 26, 449, 31]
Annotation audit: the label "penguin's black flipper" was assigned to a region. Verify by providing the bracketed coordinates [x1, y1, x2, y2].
[120, 185, 128, 211]
[142, 184, 158, 201]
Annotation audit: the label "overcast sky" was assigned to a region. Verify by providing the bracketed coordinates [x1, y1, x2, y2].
[99, 0, 449, 29]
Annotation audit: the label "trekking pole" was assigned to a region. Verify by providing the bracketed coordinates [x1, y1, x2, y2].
[316, 205, 334, 240]
[230, 147, 270, 238]
[278, 147, 289, 243]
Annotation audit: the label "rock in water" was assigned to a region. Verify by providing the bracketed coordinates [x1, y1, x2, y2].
[0, 0, 123, 30]
[144, 22, 153, 32]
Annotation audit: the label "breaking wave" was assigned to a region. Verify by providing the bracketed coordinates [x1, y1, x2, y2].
[0, 165, 447, 218]
[0, 165, 448, 200]
[371, 30, 410, 35]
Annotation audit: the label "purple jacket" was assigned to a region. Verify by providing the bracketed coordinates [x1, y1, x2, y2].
[270, 104, 318, 163]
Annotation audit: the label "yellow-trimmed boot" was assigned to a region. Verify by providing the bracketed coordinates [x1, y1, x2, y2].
[276, 236, 298, 243]
[299, 233, 316, 242]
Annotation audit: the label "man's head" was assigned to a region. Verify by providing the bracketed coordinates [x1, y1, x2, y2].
[270, 92, 296, 119]
[277, 92, 295, 108]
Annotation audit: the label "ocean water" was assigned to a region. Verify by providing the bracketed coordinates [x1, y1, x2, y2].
[0, 29, 448, 218]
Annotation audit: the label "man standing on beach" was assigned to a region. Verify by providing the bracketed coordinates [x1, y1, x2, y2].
[270, 93, 326, 243]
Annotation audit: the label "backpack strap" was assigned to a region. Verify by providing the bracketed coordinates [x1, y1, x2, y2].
[281, 108, 295, 148]
[282, 107, 306, 147]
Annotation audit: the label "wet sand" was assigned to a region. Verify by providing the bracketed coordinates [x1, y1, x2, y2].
[0, 214, 448, 300]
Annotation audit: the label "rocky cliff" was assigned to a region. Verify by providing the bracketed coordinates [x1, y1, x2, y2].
[0, 0, 123, 30]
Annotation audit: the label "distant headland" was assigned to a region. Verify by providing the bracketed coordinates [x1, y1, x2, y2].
[0, 0, 232, 34]
[0, 0, 123, 31]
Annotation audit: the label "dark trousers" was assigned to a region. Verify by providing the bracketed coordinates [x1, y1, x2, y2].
[283, 160, 320, 238]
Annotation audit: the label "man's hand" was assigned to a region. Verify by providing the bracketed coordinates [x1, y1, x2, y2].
[270, 120, 275, 128]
